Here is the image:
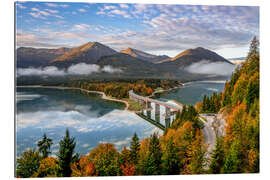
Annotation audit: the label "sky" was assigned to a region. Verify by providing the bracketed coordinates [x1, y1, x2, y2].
[15, 1, 259, 58]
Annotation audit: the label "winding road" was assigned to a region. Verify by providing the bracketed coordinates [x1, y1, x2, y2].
[199, 114, 217, 169]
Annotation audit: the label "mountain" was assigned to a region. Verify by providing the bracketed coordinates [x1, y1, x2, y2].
[158, 47, 232, 67]
[120, 48, 170, 63]
[50, 42, 117, 68]
[16, 47, 70, 68]
[96, 53, 163, 78]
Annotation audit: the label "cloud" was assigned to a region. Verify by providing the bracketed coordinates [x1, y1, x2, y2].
[67, 63, 100, 75]
[119, 4, 129, 9]
[102, 65, 122, 73]
[72, 24, 99, 31]
[17, 66, 66, 76]
[29, 8, 63, 19]
[17, 63, 123, 77]
[78, 8, 87, 13]
[16, 3, 26, 9]
[97, 5, 130, 18]
[45, 9, 59, 14]
[184, 60, 236, 76]
[45, 3, 69, 8]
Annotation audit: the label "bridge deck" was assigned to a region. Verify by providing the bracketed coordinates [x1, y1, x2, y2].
[129, 90, 182, 111]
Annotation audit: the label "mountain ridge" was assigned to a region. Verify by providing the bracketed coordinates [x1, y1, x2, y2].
[120, 47, 170, 63]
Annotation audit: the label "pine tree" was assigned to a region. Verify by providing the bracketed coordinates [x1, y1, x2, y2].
[145, 133, 162, 175]
[57, 129, 79, 177]
[162, 137, 180, 175]
[223, 140, 241, 173]
[130, 133, 140, 165]
[37, 133, 53, 158]
[16, 148, 42, 178]
[209, 137, 225, 174]
[248, 36, 259, 58]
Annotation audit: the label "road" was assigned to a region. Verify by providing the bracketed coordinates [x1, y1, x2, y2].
[199, 114, 217, 169]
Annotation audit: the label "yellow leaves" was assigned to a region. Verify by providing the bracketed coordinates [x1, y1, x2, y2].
[232, 74, 249, 106]
[247, 149, 257, 169]
[195, 102, 202, 112]
[32, 157, 59, 177]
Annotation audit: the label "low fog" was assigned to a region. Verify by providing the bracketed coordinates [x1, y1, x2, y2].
[17, 63, 123, 77]
[184, 60, 236, 76]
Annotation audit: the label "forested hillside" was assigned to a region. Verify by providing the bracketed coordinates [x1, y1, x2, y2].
[198, 37, 260, 173]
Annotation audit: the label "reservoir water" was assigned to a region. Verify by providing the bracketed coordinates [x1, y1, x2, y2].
[16, 88, 161, 157]
[154, 81, 226, 105]
[16, 81, 225, 157]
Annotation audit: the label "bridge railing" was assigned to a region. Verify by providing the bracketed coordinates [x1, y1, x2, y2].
[129, 90, 181, 111]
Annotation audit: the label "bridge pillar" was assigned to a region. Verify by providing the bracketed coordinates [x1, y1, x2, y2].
[146, 101, 151, 109]
[155, 104, 160, 115]
[165, 107, 171, 128]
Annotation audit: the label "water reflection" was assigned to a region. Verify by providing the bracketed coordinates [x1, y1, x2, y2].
[16, 88, 161, 157]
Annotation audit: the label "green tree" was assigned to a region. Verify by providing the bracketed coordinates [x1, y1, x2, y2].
[130, 132, 140, 165]
[37, 133, 53, 158]
[223, 140, 241, 173]
[145, 133, 162, 175]
[89, 143, 122, 176]
[16, 148, 42, 178]
[248, 36, 259, 58]
[161, 137, 180, 175]
[57, 129, 79, 177]
[209, 137, 225, 174]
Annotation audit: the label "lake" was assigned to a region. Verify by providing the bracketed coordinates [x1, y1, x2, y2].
[16, 88, 161, 157]
[154, 81, 226, 105]
[16, 81, 225, 157]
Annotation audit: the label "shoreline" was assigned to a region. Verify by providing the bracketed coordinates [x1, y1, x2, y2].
[17, 85, 130, 111]
[17, 83, 184, 111]
[148, 85, 183, 98]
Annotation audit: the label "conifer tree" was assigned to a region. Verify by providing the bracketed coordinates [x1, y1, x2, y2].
[162, 137, 180, 175]
[145, 133, 162, 175]
[16, 148, 42, 178]
[57, 129, 79, 177]
[210, 137, 225, 174]
[37, 133, 53, 158]
[130, 133, 140, 165]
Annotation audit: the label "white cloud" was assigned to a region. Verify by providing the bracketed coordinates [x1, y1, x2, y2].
[184, 60, 236, 76]
[78, 8, 87, 13]
[45, 9, 59, 14]
[73, 24, 92, 31]
[16, 3, 26, 9]
[120, 4, 129, 9]
[45, 3, 58, 7]
[102, 66, 122, 73]
[45, 3, 69, 8]
[17, 63, 123, 77]
[67, 63, 100, 75]
[17, 66, 65, 76]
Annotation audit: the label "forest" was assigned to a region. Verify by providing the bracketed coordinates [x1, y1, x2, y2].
[16, 37, 259, 177]
[62, 79, 182, 99]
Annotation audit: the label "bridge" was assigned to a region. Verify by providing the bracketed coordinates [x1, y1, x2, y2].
[129, 90, 183, 129]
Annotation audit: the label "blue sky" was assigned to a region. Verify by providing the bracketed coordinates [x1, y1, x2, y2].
[16, 1, 259, 58]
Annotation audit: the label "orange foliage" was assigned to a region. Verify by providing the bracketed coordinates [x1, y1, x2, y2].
[32, 157, 59, 177]
[71, 155, 96, 177]
[120, 163, 136, 176]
